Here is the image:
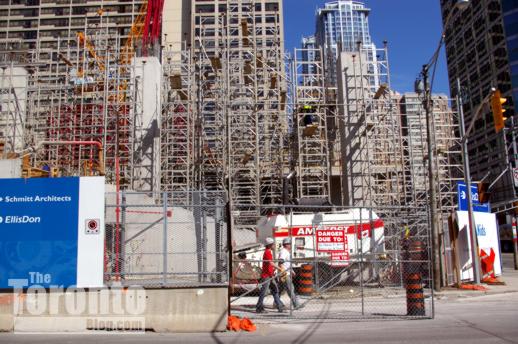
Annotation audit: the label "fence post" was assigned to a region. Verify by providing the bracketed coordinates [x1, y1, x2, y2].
[312, 211, 319, 292]
[193, 191, 203, 283]
[215, 196, 223, 283]
[121, 190, 126, 280]
[226, 200, 232, 317]
[202, 192, 208, 282]
[163, 191, 168, 286]
[359, 209, 364, 316]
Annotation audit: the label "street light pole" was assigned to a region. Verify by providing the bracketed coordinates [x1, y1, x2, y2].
[418, 0, 471, 290]
[457, 78, 481, 285]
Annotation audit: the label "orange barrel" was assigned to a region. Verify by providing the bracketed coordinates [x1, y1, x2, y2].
[296, 264, 314, 296]
[408, 240, 428, 284]
[406, 272, 425, 316]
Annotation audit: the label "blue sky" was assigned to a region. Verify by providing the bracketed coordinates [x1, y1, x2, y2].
[283, 0, 450, 95]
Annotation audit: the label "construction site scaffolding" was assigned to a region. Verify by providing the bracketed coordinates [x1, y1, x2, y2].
[338, 42, 464, 284]
[192, 0, 288, 247]
[293, 47, 330, 203]
[338, 43, 405, 253]
[0, 11, 147, 185]
[161, 41, 194, 205]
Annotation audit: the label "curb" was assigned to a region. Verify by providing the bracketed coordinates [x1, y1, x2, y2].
[434, 288, 518, 299]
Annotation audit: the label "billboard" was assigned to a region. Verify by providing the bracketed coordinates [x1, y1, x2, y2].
[0, 177, 105, 288]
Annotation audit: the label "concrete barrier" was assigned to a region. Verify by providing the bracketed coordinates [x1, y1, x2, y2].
[0, 287, 228, 333]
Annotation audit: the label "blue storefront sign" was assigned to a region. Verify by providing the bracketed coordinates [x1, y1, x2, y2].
[457, 182, 491, 213]
[0, 177, 80, 288]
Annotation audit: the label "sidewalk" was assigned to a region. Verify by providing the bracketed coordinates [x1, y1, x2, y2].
[434, 252, 518, 300]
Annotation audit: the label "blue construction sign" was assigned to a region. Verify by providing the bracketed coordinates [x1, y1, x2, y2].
[0, 177, 105, 289]
[457, 182, 491, 213]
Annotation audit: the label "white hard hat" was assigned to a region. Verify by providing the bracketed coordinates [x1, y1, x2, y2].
[282, 238, 292, 245]
[265, 237, 274, 245]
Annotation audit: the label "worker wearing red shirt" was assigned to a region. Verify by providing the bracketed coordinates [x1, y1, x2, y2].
[256, 237, 283, 313]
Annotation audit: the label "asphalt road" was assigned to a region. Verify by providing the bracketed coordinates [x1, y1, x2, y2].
[1, 254, 518, 344]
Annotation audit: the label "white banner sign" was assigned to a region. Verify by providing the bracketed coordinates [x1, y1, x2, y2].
[513, 167, 518, 188]
[456, 211, 501, 281]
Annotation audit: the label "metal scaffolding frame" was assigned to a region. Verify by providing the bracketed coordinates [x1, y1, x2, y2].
[225, 0, 261, 231]
[0, 14, 143, 185]
[191, 0, 288, 246]
[337, 43, 464, 282]
[256, 10, 288, 210]
[0, 0, 474, 294]
[338, 44, 406, 253]
[339, 45, 403, 208]
[192, 12, 226, 195]
[293, 46, 330, 202]
[161, 41, 194, 205]
[0, 62, 28, 154]
[401, 94, 464, 237]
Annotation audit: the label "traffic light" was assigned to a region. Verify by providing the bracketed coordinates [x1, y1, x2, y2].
[478, 182, 491, 204]
[491, 90, 507, 133]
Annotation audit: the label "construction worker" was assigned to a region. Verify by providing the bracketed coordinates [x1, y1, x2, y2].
[301, 104, 312, 113]
[256, 237, 284, 313]
[302, 104, 316, 126]
[278, 238, 300, 309]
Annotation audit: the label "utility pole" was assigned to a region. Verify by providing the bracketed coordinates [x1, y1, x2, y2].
[418, 1, 472, 290]
[457, 78, 481, 284]
[422, 65, 442, 291]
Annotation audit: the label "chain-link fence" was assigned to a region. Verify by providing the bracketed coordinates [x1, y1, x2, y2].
[104, 196, 432, 320]
[230, 205, 433, 320]
[104, 191, 228, 287]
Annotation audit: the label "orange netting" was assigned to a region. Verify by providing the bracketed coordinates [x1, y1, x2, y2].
[482, 277, 506, 285]
[457, 283, 488, 291]
[227, 315, 256, 332]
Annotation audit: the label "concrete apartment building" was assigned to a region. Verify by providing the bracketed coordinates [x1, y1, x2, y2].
[0, 0, 190, 51]
[441, 0, 516, 211]
[0, 0, 145, 51]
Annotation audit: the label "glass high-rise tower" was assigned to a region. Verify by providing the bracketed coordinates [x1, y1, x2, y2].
[441, 0, 515, 209]
[315, 0, 377, 87]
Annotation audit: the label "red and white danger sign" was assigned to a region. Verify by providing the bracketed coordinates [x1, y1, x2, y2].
[274, 219, 384, 239]
[316, 229, 347, 252]
[331, 252, 350, 265]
